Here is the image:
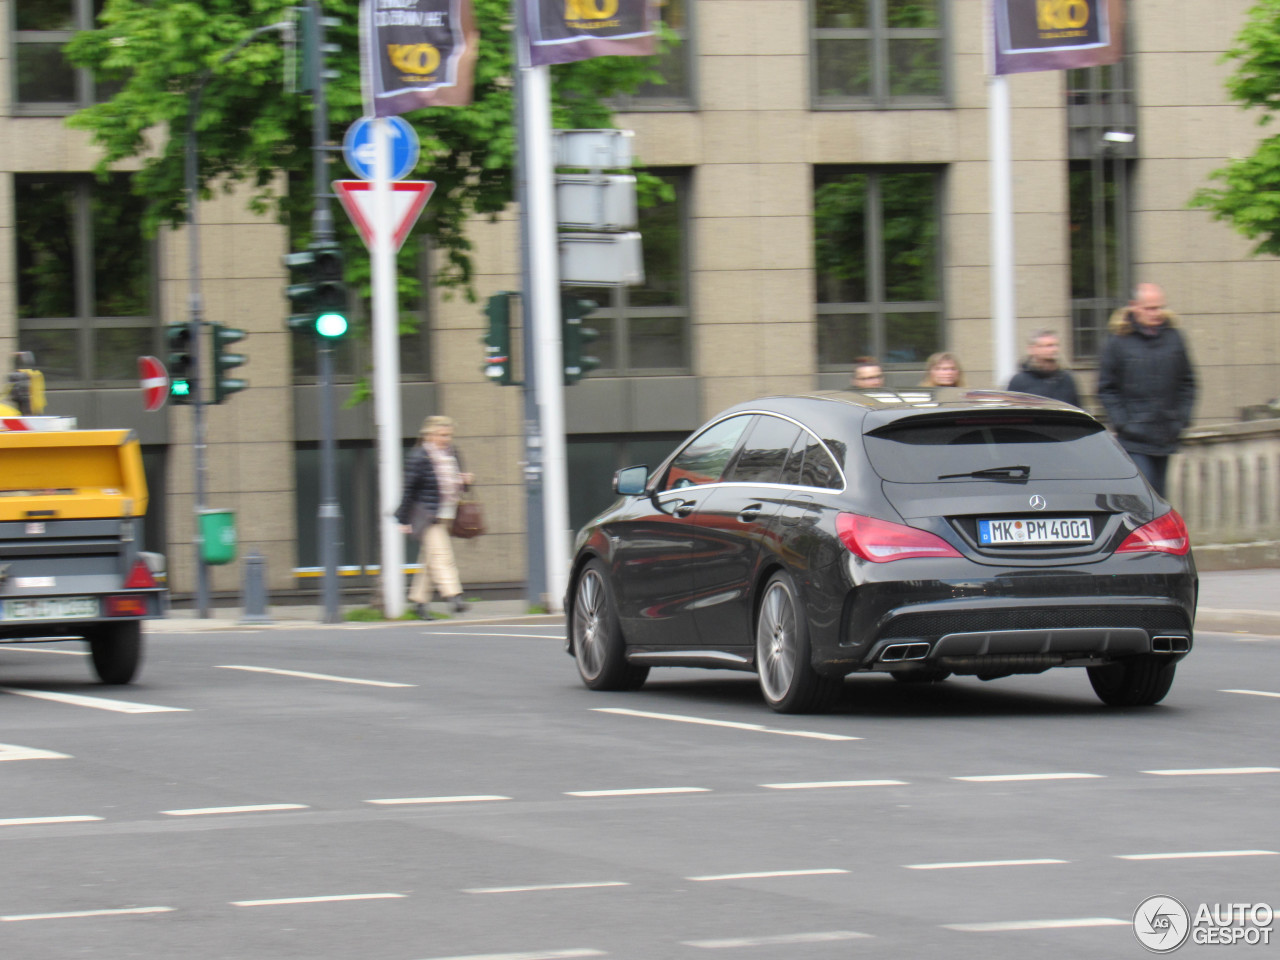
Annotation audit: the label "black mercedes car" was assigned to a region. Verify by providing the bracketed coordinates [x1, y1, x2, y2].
[565, 390, 1197, 713]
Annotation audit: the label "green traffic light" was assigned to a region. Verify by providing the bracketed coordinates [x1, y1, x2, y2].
[315, 312, 348, 339]
[171, 379, 191, 397]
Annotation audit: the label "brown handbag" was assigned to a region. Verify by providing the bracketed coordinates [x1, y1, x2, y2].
[450, 497, 486, 539]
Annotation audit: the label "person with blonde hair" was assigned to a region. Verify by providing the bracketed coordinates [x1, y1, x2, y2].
[395, 415, 474, 617]
[920, 352, 964, 387]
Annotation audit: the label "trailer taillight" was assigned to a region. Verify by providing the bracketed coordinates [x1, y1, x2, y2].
[123, 559, 158, 589]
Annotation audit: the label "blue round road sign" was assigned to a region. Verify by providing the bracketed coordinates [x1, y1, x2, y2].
[343, 116, 419, 181]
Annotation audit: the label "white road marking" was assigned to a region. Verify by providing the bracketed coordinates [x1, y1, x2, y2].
[0, 815, 102, 827]
[0, 743, 71, 762]
[1117, 850, 1278, 861]
[231, 893, 405, 906]
[0, 687, 187, 713]
[953, 773, 1104, 782]
[593, 707, 859, 741]
[1142, 766, 1280, 776]
[683, 931, 872, 948]
[463, 882, 629, 895]
[410, 951, 605, 960]
[566, 787, 710, 798]
[0, 645, 87, 656]
[1, 906, 173, 922]
[217, 665, 414, 688]
[1221, 688, 1280, 699]
[906, 858, 1068, 870]
[366, 795, 511, 806]
[435, 632, 564, 639]
[944, 918, 1128, 932]
[687, 869, 850, 882]
[161, 804, 308, 817]
[761, 779, 906, 790]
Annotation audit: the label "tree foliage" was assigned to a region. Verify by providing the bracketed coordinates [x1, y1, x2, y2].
[1190, 0, 1280, 256]
[67, 0, 663, 294]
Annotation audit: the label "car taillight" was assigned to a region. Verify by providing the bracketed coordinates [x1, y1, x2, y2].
[836, 512, 962, 562]
[123, 559, 158, 589]
[1116, 510, 1190, 556]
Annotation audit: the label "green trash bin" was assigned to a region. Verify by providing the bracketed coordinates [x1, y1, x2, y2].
[199, 508, 238, 565]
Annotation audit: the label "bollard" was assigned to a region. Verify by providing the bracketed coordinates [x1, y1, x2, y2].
[239, 550, 273, 624]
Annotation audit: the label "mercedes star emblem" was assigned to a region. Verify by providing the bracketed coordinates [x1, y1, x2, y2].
[1029, 495, 1047, 511]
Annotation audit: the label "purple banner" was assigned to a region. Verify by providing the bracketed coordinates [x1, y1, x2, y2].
[992, 0, 1123, 76]
[522, 0, 656, 68]
[361, 0, 478, 116]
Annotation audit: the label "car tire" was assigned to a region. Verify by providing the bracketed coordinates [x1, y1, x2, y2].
[572, 560, 649, 691]
[892, 668, 952, 684]
[755, 571, 842, 714]
[1087, 655, 1176, 706]
[89, 621, 143, 685]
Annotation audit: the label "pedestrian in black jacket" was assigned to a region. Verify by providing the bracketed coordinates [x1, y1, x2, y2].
[1096, 283, 1197, 497]
[1007, 329, 1081, 407]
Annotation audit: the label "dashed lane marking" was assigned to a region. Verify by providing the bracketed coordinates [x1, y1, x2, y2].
[1221, 688, 1280, 699]
[0, 743, 71, 762]
[217, 665, 414, 688]
[761, 780, 906, 790]
[1, 906, 173, 922]
[0, 646, 87, 656]
[410, 951, 605, 960]
[430, 632, 564, 640]
[0, 688, 187, 714]
[906, 858, 1068, 870]
[566, 787, 710, 798]
[230, 893, 406, 906]
[943, 918, 1128, 932]
[161, 804, 309, 817]
[1142, 766, 1280, 776]
[0, 815, 102, 827]
[463, 882, 629, 895]
[1116, 850, 1278, 861]
[953, 773, 1104, 782]
[592, 707, 859, 741]
[687, 869, 850, 882]
[366, 795, 511, 806]
[683, 930, 873, 948]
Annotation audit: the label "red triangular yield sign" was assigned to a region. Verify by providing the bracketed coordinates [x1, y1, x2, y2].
[333, 180, 436, 252]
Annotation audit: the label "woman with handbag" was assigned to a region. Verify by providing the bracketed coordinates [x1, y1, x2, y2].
[395, 415, 474, 617]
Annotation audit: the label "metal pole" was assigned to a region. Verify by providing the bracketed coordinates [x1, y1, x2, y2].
[988, 73, 1017, 387]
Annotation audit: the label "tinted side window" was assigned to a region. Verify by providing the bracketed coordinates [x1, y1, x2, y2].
[779, 432, 807, 486]
[725, 416, 802, 484]
[664, 415, 752, 490]
[798, 440, 843, 490]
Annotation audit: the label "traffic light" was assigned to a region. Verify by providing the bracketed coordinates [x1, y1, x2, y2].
[561, 294, 601, 385]
[165, 322, 194, 405]
[311, 243, 348, 340]
[483, 292, 514, 386]
[212, 323, 248, 404]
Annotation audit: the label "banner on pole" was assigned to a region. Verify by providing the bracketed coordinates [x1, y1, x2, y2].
[361, 0, 478, 116]
[991, 0, 1122, 76]
[522, 0, 656, 68]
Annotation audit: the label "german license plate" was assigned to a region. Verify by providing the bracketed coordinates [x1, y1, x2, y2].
[2, 597, 99, 621]
[979, 517, 1093, 545]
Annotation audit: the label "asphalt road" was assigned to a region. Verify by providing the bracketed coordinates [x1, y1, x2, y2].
[0, 619, 1276, 960]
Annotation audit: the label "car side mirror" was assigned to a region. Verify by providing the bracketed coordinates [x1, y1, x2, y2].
[613, 464, 648, 496]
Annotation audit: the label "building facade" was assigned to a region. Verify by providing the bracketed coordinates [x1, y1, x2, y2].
[3, 0, 1277, 600]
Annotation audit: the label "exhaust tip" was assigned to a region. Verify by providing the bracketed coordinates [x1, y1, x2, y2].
[880, 642, 932, 662]
[1151, 635, 1191, 654]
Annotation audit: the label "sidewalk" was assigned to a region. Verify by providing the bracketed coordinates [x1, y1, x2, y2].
[148, 570, 1280, 635]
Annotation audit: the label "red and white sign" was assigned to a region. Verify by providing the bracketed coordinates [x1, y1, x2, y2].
[333, 180, 435, 253]
[139, 355, 169, 412]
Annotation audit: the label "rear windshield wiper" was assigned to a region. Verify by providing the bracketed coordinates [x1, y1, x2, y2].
[938, 464, 1031, 481]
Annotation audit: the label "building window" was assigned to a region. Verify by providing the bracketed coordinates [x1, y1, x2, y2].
[812, 0, 947, 108]
[814, 167, 943, 371]
[15, 174, 154, 385]
[565, 169, 690, 377]
[613, 0, 694, 110]
[12, 0, 120, 113]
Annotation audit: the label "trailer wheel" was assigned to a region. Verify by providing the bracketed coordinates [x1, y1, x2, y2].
[89, 621, 143, 685]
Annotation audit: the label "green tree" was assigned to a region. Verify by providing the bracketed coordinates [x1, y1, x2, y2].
[1190, 0, 1280, 255]
[67, 0, 663, 296]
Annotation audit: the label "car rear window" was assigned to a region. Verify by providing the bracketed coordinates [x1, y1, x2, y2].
[863, 413, 1137, 482]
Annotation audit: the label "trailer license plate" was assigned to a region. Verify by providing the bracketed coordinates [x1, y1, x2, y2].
[3, 597, 99, 621]
[979, 517, 1093, 545]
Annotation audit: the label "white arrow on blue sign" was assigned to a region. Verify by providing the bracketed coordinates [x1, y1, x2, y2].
[343, 116, 419, 182]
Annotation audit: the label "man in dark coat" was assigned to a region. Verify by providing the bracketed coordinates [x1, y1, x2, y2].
[1096, 283, 1197, 497]
[1007, 329, 1081, 407]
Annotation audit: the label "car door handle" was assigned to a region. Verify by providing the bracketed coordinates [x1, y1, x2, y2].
[738, 504, 763, 523]
[674, 500, 696, 518]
